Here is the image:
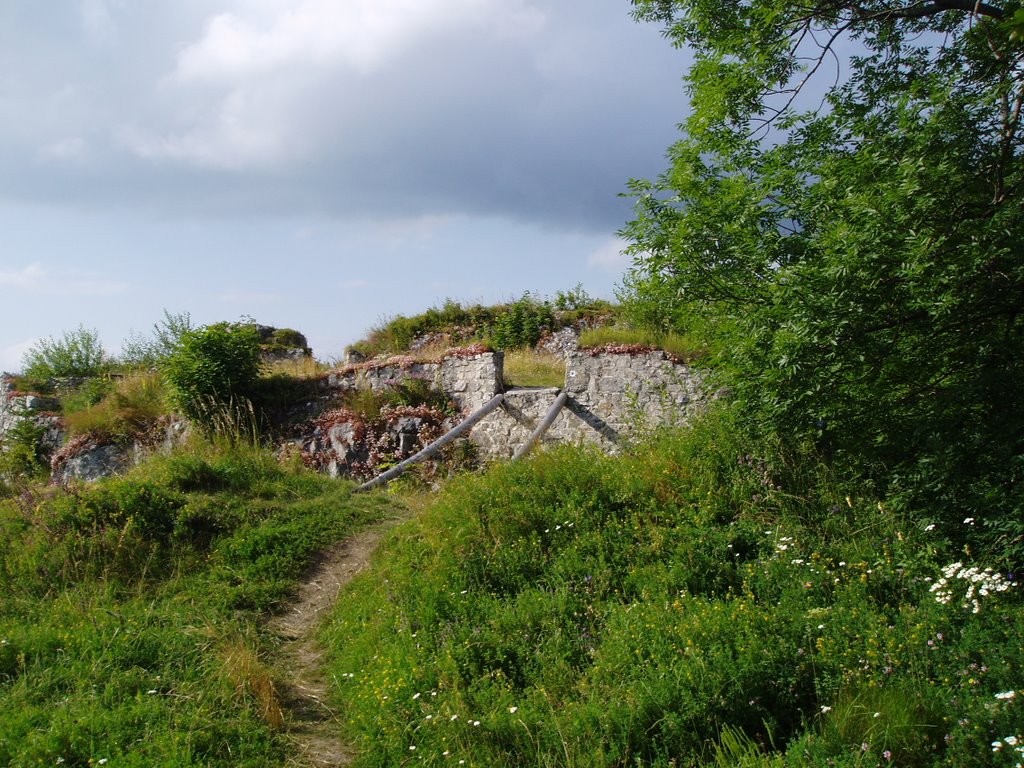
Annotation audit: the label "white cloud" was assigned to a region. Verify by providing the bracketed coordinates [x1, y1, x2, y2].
[130, 0, 546, 169]
[586, 238, 630, 273]
[0, 264, 45, 288]
[174, 0, 545, 83]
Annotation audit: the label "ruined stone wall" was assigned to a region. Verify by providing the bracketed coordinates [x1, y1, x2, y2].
[1, 349, 708, 482]
[469, 350, 708, 458]
[323, 351, 502, 413]
[0, 375, 64, 453]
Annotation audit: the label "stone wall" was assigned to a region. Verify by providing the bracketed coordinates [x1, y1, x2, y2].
[323, 350, 502, 414]
[469, 349, 709, 458]
[0, 375, 64, 454]
[1, 349, 708, 482]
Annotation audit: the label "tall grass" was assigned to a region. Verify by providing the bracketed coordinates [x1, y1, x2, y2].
[578, 326, 704, 360]
[0, 440, 393, 766]
[321, 408, 1024, 767]
[63, 372, 168, 437]
[502, 349, 565, 388]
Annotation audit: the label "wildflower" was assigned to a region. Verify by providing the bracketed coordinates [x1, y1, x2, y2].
[409, 745, 416, 751]
[883, 750, 892, 761]
[925, 524, 936, 531]
[472, 720, 481, 726]
[821, 705, 832, 713]
[450, 715, 458, 721]
[996, 691, 1017, 700]
[509, 706, 518, 713]
[964, 517, 975, 524]
[861, 742, 869, 752]
[98, 761, 108, 766]
[413, 693, 421, 700]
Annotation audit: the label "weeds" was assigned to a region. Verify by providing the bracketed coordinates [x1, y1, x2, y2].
[502, 349, 565, 388]
[322, 408, 1024, 767]
[0, 439, 391, 766]
[578, 326, 704, 360]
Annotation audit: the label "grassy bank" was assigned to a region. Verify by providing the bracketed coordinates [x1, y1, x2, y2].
[322, 410, 1023, 767]
[0, 442, 391, 767]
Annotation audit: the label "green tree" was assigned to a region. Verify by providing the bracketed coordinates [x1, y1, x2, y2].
[161, 322, 262, 431]
[21, 326, 107, 379]
[622, 1, 1024, 557]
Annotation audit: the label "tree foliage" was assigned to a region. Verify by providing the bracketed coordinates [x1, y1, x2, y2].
[622, 0, 1024, 558]
[20, 326, 107, 380]
[161, 323, 262, 430]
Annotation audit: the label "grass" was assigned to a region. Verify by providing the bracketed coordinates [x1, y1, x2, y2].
[0, 439, 393, 766]
[62, 372, 168, 437]
[578, 326, 705, 360]
[502, 349, 565, 388]
[320, 408, 1024, 767]
[261, 356, 329, 379]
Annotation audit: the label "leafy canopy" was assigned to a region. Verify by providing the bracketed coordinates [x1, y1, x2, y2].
[20, 325, 107, 380]
[622, 0, 1024, 558]
[161, 322, 262, 430]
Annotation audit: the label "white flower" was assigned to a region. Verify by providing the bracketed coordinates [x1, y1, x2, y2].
[996, 691, 1017, 700]
[409, 745, 416, 751]
[925, 524, 936, 531]
[509, 706, 518, 713]
[412, 693, 421, 700]
[821, 705, 832, 713]
[963, 517, 975, 524]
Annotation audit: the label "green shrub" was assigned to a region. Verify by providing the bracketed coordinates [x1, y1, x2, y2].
[0, 412, 51, 492]
[161, 323, 262, 431]
[21, 325, 107, 379]
[489, 292, 554, 350]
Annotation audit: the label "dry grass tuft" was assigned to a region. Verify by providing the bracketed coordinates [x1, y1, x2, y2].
[221, 639, 286, 730]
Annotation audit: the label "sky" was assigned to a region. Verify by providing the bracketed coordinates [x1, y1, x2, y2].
[0, 1, 693, 370]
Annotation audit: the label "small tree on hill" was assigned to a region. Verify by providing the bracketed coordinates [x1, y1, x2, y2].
[161, 322, 262, 432]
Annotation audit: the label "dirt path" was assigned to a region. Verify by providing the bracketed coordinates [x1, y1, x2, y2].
[269, 518, 403, 767]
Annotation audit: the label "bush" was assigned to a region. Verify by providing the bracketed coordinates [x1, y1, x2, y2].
[21, 326, 107, 379]
[161, 323, 262, 431]
[489, 292, 554, 350]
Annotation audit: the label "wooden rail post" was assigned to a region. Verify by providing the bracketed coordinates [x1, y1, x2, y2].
[354, 393, 505, 492]
[512, 391, 568, 460]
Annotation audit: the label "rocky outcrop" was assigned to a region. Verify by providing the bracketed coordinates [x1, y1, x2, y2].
[0, 375, 65, 455]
